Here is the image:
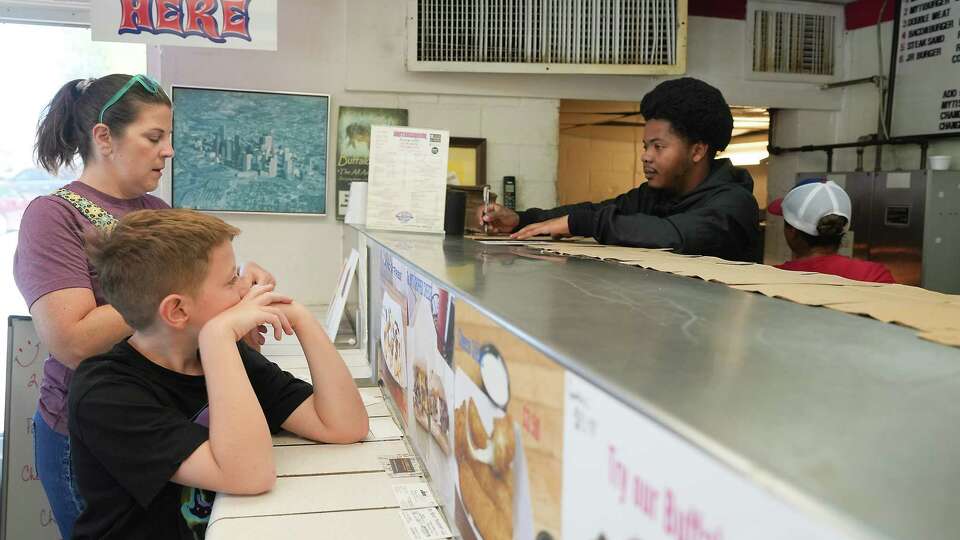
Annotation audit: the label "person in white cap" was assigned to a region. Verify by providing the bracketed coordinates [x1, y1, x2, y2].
[768, 179, 894, 283]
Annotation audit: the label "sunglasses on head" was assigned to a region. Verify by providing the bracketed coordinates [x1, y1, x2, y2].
[98, 74, 161, 124]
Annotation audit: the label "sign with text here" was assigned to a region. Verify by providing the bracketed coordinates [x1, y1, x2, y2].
[91, 0, 278, 50]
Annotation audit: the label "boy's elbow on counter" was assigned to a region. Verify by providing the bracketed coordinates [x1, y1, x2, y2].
[233, 468, 277, 495]
[352, 414, 371, 442]
[330, 413, 370, 444]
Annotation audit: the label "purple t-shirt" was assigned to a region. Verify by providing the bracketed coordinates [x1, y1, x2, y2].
[13, 181, 169, 434]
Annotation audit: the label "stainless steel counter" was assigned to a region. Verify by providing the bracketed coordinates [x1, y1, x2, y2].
[352, 225, 960, 540]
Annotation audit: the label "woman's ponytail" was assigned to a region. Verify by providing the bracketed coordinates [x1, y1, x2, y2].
[34, 79, 86, 174]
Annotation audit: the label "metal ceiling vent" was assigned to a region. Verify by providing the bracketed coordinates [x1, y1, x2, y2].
[406, 0, 688, 75]
[745, 1, 843, 83]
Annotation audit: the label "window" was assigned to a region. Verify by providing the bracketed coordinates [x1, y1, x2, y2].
[0, 22, 145, 430]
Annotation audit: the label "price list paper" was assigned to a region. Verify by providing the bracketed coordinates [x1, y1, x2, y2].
[366, 126, 449, 233]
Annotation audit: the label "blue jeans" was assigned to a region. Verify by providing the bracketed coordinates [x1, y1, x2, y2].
[33, 410, 85, 539]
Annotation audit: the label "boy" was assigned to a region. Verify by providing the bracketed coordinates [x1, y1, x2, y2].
[68, 209, 369, 539]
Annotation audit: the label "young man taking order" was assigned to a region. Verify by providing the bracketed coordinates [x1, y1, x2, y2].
[479, 77, 760, 262]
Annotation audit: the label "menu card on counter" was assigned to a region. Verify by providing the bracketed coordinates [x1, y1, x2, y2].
[366, 126, 449, 233]
[401, 507, 452, 540]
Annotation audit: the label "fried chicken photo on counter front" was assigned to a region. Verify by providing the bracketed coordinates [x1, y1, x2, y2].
[491, 415, 515, 477]
[455, 400, 514, 540]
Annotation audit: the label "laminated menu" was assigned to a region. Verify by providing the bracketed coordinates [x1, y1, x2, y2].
[366, 126, 449, 234]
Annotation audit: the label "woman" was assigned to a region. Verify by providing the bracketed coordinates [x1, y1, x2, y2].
[770, 180, 894, 283]
[13, 74, 273, 538]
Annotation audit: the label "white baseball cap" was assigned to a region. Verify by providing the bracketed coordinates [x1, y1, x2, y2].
[778, 180, 851, 236]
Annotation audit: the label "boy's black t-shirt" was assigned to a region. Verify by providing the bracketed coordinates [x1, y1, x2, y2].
[68, 339, 314, 540]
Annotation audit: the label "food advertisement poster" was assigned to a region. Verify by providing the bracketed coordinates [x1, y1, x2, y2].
[404, 268, 457, 520]
[334, 106, 408, 218]
[376, 251, 410, 425]
[453, 300, 564, 540]
[561, 372, 843, 540]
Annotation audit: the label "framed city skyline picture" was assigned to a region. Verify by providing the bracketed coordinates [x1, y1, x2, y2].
[171, 86, 329, 215]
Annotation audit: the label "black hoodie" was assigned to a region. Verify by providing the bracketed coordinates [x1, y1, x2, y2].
[517, 158, 760, 262]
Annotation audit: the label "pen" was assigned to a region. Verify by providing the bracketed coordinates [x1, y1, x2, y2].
[482, 185, 490, 235]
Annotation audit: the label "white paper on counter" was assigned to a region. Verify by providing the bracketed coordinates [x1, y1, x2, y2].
[366, 126, 448, 234]
[475, 240, 554, 245]
[400, 507, 452, 540]
[392, 482, 438, 509]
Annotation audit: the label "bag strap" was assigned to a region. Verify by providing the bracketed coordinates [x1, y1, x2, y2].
[51, 188, 119, 232]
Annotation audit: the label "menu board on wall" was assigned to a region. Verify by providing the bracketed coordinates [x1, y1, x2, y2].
[561, 372, 847, 540]
[889, 0, 960, 137]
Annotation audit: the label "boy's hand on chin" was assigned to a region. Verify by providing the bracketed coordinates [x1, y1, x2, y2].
[270, 301, 313, 331]
[203, 284, 295, 345]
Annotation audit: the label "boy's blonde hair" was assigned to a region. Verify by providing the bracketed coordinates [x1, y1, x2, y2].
[86, 209, 240, 329]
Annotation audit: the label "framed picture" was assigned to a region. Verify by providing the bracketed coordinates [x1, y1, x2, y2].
[171, 86, 329, 215]
[447, 137, 486, 187]
[334, 106, 409, 220]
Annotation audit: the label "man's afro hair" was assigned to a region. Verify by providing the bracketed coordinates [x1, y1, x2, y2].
[640, 77, 734, 154]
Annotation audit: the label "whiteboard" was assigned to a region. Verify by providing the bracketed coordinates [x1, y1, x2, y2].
[1, 316, 59, 540]
[889, 0, 960, 138]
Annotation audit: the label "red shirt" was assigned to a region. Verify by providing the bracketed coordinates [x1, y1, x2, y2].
[776, 254, 896, 283]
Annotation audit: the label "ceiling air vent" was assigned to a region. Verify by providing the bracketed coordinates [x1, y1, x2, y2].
[406, 0, 687, 75]
[745, 0, 843, 83]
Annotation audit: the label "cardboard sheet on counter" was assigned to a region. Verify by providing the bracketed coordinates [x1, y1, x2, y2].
[542, 244, 670, 261]
[870, 284, 960, 304]
[918, 330, 960, 347]
[732, 283, 885, 306]
[828, 300, 960, 331]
